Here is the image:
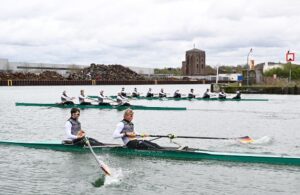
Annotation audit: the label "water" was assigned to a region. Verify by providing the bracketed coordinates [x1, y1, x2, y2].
[0, 84, 299, 194]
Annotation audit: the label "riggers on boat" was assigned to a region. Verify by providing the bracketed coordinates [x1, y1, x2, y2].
[88, 96, 269, 102]
[15, 102, 187, 111]
[0, 140, 299, 166]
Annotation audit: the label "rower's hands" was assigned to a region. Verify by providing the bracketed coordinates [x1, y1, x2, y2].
[167, 134, 176, 139]
[77, 130, 86, 138]
[140, 133, 148, 138]
[124, 132, 136, 138]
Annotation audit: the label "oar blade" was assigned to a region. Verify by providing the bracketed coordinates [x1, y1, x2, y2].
[100, 161, 111, 176]
[238, 136, 254, 144]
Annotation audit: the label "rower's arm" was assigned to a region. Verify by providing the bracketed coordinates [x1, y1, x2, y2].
[113, 122, 126, 138]
[61, 95, 72, 101]
[65, 121, 78, 140]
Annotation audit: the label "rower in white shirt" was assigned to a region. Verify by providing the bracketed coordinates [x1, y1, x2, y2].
[78, 90, 92, 105]
[202, 89, 210, 99]
[120, 87, 127, 97]
[63, 108, 103, 146]
[132, 88, 140, 97]
[146, 88, 154, 97]
[188, 89, 196, 98]
[116, 93, 130, 106]
[61, 90, 75, 105]
[159, 88, 167, 98]
[173, 90, 181, 98]
[218, 89, 227, 99]
[97, 90, 111, 105]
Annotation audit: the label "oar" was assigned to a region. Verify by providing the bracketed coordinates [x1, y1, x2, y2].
[84, 137, 111, 176]
[143, 134, 254, 143]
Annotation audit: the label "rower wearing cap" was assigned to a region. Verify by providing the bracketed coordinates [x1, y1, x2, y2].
[173, 90, 181, 98]
[61, 90, 75, 105]
[146, 88, 154, 97]
[64, 108, 103, 146]
[232, 90, 241, 100]
[132, 88, 140, 97]
[117, 93, 130, 106]
[98, 90, 111, 105]
[79, 90, 92, 105]
[121, 87, 127, 97]
[113, 109, 161, 150]
[188, 89, 196, 98]
[159, 88, 167, 98]
[202, 89, 210, 99]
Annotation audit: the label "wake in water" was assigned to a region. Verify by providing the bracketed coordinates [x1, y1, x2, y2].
[250, 136, 273, 145]
[91, 168, 124, 188]
[225, 136, 273, 148]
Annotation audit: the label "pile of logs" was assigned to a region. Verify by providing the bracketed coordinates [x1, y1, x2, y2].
[0, 71, 64, 80]
[0, 64, 145, 81]
[67, 64, 145, 80]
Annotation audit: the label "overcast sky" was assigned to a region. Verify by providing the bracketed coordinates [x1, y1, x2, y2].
[0, 0, 299, 68]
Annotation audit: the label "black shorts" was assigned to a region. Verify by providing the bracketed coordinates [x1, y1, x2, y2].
[72, 137, 104, 146]
[126, 140, 161, 150]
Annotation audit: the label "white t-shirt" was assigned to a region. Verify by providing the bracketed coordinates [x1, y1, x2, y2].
[64, 121, 78, 140]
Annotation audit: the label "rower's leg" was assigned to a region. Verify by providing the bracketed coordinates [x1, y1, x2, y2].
[136, 140, 161, 150]
[88, 137, 104, 146]
[72, 138, 85, 146]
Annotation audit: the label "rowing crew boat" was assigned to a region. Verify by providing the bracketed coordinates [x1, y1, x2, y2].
[15, 102, 186, 111]
[1, 140, 299, 166]
[88, 96, 268, 102]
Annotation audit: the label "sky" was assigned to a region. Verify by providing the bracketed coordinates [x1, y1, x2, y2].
[0, 0, 299, 68]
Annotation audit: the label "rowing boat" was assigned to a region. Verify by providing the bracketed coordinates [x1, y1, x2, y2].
[1, 140, 299, 166]
[88, 96, 268, 101]
[15, 102, 186, 111]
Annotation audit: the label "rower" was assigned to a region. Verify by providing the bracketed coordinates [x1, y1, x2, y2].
[218, 89, 227, 99]
[202, 89, 210, 99]
[232, 90, 241, 99]
[146, 88, 154, 97]
[97, 90, 111, 105]
[121, 87, 127, 97]
[64, 108, 103, 146]
[173, 90, 181, 98]
[159, 88, 167, 98]
[132, 88, 140, 97]
[117, 93, 131, 106]
[113, 109, 161, 150]
[79, 90, 92, 105]
[61, 90, 75, 105]
[188, 89, 196, 98]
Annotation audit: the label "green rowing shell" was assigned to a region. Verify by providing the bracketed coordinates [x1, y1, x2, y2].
[15, 102, 186, 111]
[88, 95, 268, 101]
[0, 140, 299, 166]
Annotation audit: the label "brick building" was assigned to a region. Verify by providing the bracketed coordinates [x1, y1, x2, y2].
[181, 48, 206, 75]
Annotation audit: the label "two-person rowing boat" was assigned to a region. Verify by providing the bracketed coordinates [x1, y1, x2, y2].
[1, 108, 300, 166]
[63, 108, 300, 167]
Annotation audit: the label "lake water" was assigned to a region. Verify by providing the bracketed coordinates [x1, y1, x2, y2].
[0, 84, 299, 194]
